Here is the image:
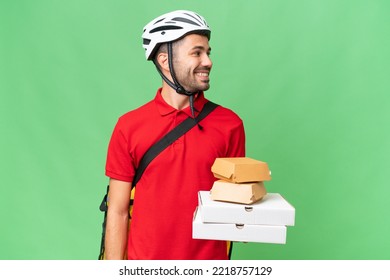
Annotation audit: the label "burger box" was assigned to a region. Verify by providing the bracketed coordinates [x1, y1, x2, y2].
[198, 191, 295, 226]
[192, 207, 287, 244]
[210, 180, 267, 204]
[211, 157, 271, 183]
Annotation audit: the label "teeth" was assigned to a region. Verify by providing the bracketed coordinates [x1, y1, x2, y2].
[196, 73, 209, 77]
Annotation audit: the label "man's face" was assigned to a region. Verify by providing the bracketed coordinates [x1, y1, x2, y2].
[172, 34, 212, 92]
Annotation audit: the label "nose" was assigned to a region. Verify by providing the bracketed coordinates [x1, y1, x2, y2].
[202, 53, 213, 69]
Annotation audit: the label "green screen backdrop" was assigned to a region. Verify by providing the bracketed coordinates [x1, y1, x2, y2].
[1, 0, 389, 260]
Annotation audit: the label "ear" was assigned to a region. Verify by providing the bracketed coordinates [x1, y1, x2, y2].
[156, 52, 170, 72]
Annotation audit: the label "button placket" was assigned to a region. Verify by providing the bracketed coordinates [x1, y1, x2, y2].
[173, 111, 186, 145]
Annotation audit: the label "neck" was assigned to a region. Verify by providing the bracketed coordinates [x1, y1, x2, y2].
[161, 83, 194, 110]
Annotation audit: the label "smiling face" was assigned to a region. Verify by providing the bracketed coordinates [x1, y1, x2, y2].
[171, 34, 213, 92]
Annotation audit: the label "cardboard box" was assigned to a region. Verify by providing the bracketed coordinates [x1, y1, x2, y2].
[211, 157, 271, 183]
[192, 207, 287, 244]
[198, 191, 295, 226]
[210, 180, 267, 204]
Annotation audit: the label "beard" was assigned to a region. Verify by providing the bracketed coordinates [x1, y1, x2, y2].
[172, 62, 211, 93]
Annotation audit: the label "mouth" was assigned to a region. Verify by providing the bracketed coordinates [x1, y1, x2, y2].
[195, 71, 210, 84]
[195, 72, 209, 77]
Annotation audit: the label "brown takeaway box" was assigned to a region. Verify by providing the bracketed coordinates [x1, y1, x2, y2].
[210, 180, 267, 204]
[211, 157, 271, 183]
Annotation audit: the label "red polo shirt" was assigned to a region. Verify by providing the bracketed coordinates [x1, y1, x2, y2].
[105, 89, 245, 259]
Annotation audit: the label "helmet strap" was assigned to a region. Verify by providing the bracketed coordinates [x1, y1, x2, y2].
[167, 42, 191, 96]
[153, 59, 178, 92]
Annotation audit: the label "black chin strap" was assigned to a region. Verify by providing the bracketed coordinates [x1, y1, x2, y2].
[167, 42, 187, 95]
[153, 42, 201, 127]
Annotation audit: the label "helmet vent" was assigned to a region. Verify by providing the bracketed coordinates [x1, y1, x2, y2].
[183, 12, 203, 25]
[143, 38, 151, 45]
[172, 17, 201, 26]
[150, 25, 183, 33]
[153, 18, 165, 25]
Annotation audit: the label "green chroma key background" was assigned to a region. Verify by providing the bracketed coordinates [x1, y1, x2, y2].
[1, 0, 389, 259]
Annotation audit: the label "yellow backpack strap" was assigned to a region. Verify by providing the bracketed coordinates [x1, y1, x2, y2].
[129, 187, 136, 218]
[227, 241, 233, 259]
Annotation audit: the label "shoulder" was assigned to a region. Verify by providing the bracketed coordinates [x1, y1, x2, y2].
[211, 102, 243, 125]
[115, 99, 156, 127]
[120, 99, 155, 119]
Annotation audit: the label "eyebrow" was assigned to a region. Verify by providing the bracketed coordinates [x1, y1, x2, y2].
[191, 46, 212, 52]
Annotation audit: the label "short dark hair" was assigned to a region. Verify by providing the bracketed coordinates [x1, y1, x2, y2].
[152, 30, 210, 68]
[153, 40, 182, 69]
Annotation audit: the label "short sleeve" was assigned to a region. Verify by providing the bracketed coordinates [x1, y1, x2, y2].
[105, 118, 135, 182]
[226, 118, 246, 157]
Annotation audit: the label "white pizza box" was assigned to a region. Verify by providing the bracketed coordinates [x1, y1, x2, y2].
[198, 191, 295, 226]
[192, 207, 287, 244]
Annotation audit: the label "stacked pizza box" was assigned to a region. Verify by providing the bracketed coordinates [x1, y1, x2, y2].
[193, 157, 295, 244]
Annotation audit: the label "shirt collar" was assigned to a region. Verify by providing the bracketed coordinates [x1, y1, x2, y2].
[154, 88, 209, 117]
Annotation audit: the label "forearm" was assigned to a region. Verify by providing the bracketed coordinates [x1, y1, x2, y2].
[105, 209, 129, 259]
[104, 179, 132, 260]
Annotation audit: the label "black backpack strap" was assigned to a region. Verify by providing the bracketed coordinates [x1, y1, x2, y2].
[98, 101, 218, 259]
[132, 100, 218, 187]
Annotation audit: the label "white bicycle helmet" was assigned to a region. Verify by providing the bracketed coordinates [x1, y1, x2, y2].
[142, 10, 211, 61]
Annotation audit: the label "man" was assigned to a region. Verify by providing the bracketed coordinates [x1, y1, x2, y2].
[104, 10, 245, 260]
